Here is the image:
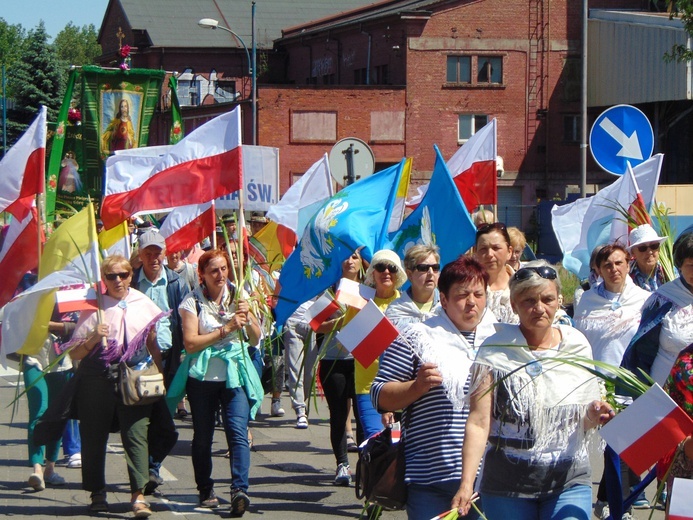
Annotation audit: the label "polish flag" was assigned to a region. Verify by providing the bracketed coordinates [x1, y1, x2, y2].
[335, 278, 376, 309]
[305, 293, 340, 332]
[0, 106, 46, 220]
[56, 285, 98, 313]
[335, 300, 399, 367]
[0, 207, 40, 308]
[101, 107, 243, 229]
[406, 118, 497, 211]
[669, 478, 693, 520]
[599, 384, 693, 474]
[160, 202, 215, 254]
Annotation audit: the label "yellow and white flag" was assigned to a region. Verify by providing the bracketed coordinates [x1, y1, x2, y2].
[387, 157, 412, 233]
[1, 204, 100, 362]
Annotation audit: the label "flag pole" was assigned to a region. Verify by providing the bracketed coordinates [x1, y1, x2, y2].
[88, 199, 108, 349]
[211, 199, 217, 250]
[35, 193, 43, 268]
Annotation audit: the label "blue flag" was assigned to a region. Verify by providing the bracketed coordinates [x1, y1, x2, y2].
[274, 160, 405, 325]
[388, 146, 476, 267]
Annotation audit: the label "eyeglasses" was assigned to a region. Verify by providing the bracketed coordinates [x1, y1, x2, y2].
[476, 222, 507, 239]
[636, 243, 660, 253]
[374, 263, 399, 274]
[414, 263, 441, 273]
[104, 272, 130, 281]
[512, 266, 557, 282]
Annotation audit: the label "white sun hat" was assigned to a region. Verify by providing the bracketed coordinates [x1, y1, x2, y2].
[628, 223, 667, 252]
[364, 249, 407, 288]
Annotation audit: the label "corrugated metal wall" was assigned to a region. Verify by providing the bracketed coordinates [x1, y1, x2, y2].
[588, 12, 690, 107]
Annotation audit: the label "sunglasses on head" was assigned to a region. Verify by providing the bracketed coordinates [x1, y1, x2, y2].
[374, 263, 399, 274]
[512, 266, 557, 282]
[104, 272, 130, 281]
[476, 222, 507, 238]
[636, 243, 660, 253]
[414, 263, 441, 273]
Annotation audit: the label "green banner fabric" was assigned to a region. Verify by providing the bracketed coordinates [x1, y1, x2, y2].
[168, 75, 185, 144]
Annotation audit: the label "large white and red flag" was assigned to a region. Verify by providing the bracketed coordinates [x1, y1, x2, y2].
[406, 118, 497, 211]
[669, 478, 693, 520]
[305, 293, 340, 332]
[101, 107, 243, 229]
[599, 383, 693, 475]
[159, 202, 215, 254]
[0, 106, 46, 220]
[335, 300, 399, 367]
[0, 207, 41, 308]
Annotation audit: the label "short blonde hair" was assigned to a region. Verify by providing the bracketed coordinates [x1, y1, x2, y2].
[507, 227, 527, 253]
[101, 255, 132, 278]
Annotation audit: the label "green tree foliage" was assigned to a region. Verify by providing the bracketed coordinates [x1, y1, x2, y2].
[6, 22, 64, 145]
[665, 1, 693, 61]
[54, 22, 101, 68]
[0, 18, 26, 77]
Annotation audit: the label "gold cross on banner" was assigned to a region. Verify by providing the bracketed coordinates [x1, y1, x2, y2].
[116, 27, 125, 49]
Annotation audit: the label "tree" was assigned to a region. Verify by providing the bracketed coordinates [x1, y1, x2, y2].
[6, 22, 63, 145]
[665, 1, 693, 61]
[54, 22, 101, 68]
[0, 18, 26, 76]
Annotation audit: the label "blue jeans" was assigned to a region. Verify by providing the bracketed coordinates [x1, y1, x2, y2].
[62, 371, 81, 458]
[186, 377, 250, 493]
[481, 485, 592, 520]
[407, 481, 480, 520]
[355, 393, 382, 439]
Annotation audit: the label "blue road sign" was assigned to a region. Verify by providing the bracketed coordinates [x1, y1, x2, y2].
[589, 104, 654, 176]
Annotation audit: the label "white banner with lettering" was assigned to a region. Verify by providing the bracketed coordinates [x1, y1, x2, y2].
[216, 145, 280, 211]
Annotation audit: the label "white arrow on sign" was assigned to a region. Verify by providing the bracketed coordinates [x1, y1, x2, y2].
[598, 117, 643, 160]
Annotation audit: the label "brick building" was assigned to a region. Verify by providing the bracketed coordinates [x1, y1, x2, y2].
[98, 0, 657, 231]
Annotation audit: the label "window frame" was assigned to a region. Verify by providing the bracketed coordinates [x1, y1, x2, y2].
[458, 113, 489, 144]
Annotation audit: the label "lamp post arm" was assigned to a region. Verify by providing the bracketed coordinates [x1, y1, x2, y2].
[215, 25, 251, 76]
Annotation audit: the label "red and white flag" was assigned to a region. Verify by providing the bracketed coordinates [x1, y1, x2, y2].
[56, 285, 98, 313]
[335, 278, 376, 309]
[0, 105, 46, 220]
[335, 300, 399, 368]
[599, 384, 693, 474]
[159, 202, 215, 254]
[101, 107, 243, 229]
[305, 293, 340, 332]
[0, 207, 40, 308]
[669, 478, 693, 520]
[406, 118, 497, 211]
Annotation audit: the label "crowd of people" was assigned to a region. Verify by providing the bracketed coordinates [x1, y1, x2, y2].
[6, 206, 693, 520]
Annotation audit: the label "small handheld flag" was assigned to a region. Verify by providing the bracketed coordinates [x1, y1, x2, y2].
[335, 300, 398, 367]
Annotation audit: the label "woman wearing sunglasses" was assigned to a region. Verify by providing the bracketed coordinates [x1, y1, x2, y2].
[385, 245, 442, 329]
[624, 228, 693, 386]
[453, 261, 614, 520]
[68, 255, 167, 517]
[355, 249, 407, 440]
[627, 223, 669, 292]
[474, 222, 519, 324]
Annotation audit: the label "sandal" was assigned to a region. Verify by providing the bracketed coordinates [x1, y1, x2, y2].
[132, 499, 152, 518]
[346, 434, 359, 453]
[89, 491, 109, 513]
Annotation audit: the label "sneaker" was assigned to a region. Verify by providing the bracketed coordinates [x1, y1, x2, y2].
[270, 399, 285, 417]
[296, 415, 308, 429]
[230, 488, 250, 517]
[89, 491, 108, 513]
[143, 472, 164, 496]
[594, 500, 609, 520]
[44, 472, 66, 486]
[199, 489, 219, 508]
[632, 491, 650, 509]
[67, 453, 82, 469]
[334, 463, 351, 486]
[621, 512, 634, 520]
[27, 473, 45, 491]
[656, 489, 667, 509]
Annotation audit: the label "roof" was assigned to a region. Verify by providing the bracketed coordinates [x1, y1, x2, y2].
[279, 0, 442, 40]
[103, 0, 380, 50]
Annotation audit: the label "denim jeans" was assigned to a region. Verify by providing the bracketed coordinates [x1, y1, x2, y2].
[481, 484, 592, 520]
[407, 480, 480, 520]
[186, 377, 250, 493]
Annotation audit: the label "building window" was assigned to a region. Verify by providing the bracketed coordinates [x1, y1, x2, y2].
[374, 64, 389, 85]
[322, 73, 335, 85]
[458, 114, 488, 142]
[563, 114, 581, 143]
[446, 56, 471, 84]
[477, 56, 502, 84]
[354, 68, 367, 85]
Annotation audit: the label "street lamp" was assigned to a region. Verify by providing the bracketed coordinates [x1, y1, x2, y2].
[198, 11, 257, 145]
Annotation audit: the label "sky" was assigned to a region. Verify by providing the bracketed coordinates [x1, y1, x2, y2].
[1, 0, 110, 40]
